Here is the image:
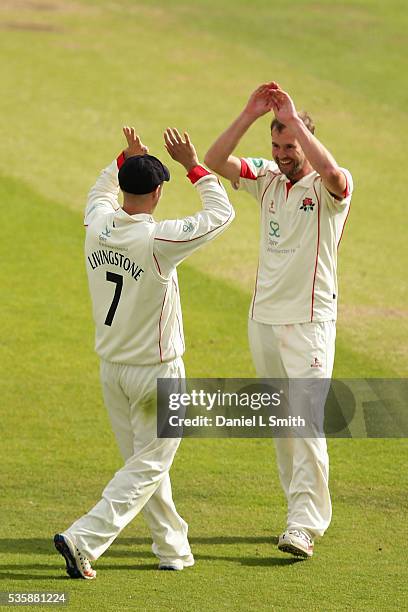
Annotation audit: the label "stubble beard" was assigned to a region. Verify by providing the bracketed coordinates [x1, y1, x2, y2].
[277, 158, 304, 181]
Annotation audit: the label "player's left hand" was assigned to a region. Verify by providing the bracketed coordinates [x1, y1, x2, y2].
[269, 86, 298, 125]
[122, 126, 149, 158]
[164, 128, 200, 172]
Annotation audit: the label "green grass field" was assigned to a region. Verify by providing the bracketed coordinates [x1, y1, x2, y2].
[1, 1, 407, 610]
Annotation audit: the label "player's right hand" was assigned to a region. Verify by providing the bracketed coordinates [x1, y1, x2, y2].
[243, 82, 278, 119]
[164, 128, 200, 172]
[122, 126, 149, 158]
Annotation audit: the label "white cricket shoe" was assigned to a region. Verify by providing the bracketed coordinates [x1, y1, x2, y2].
[158, 554, 195, 571]
[54, 533, 97, 579]
[278, 529, 314, 558]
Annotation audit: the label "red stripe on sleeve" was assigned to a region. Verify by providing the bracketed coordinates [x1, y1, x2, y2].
[116, 151, 126, 170]
[332, 173, 350, 201]
[342, 173, 350, 198]
[240, 158, 257, 180]
[187, 165, 211, 184]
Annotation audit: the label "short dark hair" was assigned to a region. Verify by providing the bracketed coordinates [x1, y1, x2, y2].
[271, 111, 315, 135]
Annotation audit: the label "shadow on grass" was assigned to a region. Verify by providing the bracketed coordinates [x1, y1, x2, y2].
[0, 563, 158, 580]
[0, 555, 300, 581]
[0, 535, 279, 555]
[0, 570, 68, 581]
[0, 535, 303, 578]
[99, 556, 301, 569]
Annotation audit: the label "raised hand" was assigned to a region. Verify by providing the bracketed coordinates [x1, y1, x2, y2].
[243, 82, 279, 119]
[122, 126, 149, 159]
[269, 87, 298, 125]
[164, 128, 199, 172]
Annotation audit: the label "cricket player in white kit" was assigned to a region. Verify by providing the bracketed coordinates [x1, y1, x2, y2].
[54, 127, 234, 578]
[205, 82, 353, 558]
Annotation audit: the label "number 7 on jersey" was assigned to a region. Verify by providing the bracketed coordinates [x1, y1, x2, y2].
[105, 272, 123, 326]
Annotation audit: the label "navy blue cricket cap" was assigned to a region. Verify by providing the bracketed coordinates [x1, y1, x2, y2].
[118, 154, 170, 195]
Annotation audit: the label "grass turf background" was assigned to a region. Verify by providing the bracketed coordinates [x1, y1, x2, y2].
[1, 1, 407, 610]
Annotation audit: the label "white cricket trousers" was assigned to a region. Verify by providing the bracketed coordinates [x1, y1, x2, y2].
[65, 357, 192, 563]
[248, 319, 336, 539]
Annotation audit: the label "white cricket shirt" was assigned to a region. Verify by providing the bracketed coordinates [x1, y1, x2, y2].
[84, 156, 234, 365]
[234, 157, 353, 324]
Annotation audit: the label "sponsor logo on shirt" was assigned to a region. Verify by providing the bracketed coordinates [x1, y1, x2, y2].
[269, 220, 280, 238]
[251, 158, 264, 168]
[99, 224, 112, 241]
[183, 220, 195, 232]
[299, 197, 315, 212]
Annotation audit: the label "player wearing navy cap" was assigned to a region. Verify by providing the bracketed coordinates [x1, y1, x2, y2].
[54, 127, 234, 578]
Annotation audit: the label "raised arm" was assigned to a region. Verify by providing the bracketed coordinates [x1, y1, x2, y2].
[204, 83, 276, 182]
[84, 127, 149, 226]
[153, 128, 235, 276]
[269, 87, 347, 198]
[84, 126, 149, 225]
